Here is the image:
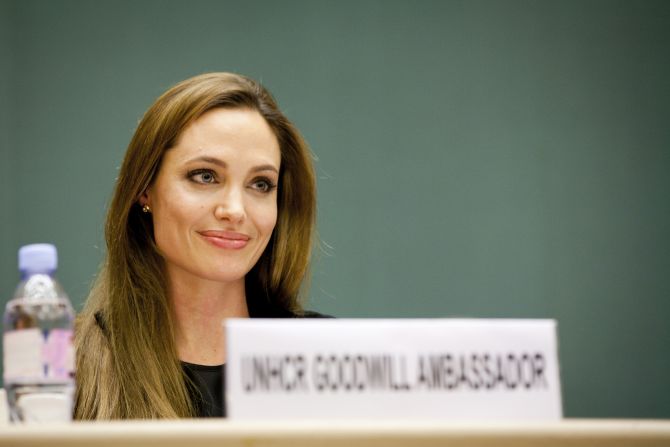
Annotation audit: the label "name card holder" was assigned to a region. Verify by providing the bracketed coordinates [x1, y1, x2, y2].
[226, 319, 562, 420]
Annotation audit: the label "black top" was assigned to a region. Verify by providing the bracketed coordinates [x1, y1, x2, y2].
[94, 301, 331, 418]
[182, 309, 331, 418]
[182, 361, 226, 417]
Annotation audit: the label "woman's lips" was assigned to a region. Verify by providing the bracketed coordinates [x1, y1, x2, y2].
[198, 230, 250, 249]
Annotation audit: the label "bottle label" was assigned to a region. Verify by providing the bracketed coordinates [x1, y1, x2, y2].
[3, 328, 74, 381]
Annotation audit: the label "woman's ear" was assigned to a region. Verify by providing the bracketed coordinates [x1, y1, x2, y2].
[138, 190, 150, 208]
[138, 190, 153, 214]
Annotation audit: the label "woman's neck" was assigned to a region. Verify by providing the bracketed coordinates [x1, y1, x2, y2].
[168, 265, 249, 366]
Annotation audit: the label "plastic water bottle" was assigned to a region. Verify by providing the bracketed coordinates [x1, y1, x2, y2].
[2, 244, 75, 422]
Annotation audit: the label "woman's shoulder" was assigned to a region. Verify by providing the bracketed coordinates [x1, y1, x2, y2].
[247, 294, 333, 318]
[255, 306, 333, 318]
[293, 310, 334, 318]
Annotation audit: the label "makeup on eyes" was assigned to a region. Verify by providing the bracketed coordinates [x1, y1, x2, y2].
[185, 165, 278, 194]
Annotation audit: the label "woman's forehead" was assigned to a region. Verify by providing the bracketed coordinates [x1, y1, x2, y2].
[163, 108, 281, 169]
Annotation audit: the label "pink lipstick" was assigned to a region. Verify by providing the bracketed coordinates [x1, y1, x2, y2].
[198, 230, 250, 249]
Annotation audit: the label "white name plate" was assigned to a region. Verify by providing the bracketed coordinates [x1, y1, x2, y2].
[225, 319, 562, 420]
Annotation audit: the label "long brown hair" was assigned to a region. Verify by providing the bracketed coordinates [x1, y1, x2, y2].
[74, 73, 316, 419]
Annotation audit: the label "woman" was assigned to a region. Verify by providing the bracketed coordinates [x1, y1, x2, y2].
[74, 72, 325, 419]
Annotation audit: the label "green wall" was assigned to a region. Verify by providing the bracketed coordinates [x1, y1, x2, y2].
[1, 0, 669, 418]
[1, 0, 14, 316]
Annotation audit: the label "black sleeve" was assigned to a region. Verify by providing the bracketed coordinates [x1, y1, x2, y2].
[296, 310, 334, 318]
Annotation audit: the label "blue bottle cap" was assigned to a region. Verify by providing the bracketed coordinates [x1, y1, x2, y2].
[18, 243, 58, 274]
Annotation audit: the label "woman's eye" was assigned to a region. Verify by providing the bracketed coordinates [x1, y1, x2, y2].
[251, 178, 277, 193]
[188, 169, 217, 184]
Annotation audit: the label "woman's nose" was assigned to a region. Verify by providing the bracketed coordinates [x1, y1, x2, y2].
[214, 188, 245, 223]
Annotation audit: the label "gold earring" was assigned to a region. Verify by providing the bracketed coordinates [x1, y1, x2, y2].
[142, 204, 151, 213]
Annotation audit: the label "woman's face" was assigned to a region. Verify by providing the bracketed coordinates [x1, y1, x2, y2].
[143, 107, 281, 286]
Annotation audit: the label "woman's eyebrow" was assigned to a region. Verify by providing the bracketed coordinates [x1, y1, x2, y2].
[186, 156, 278, 174]
[186, 155, 227, 168]
[251, 164, 279, 174]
